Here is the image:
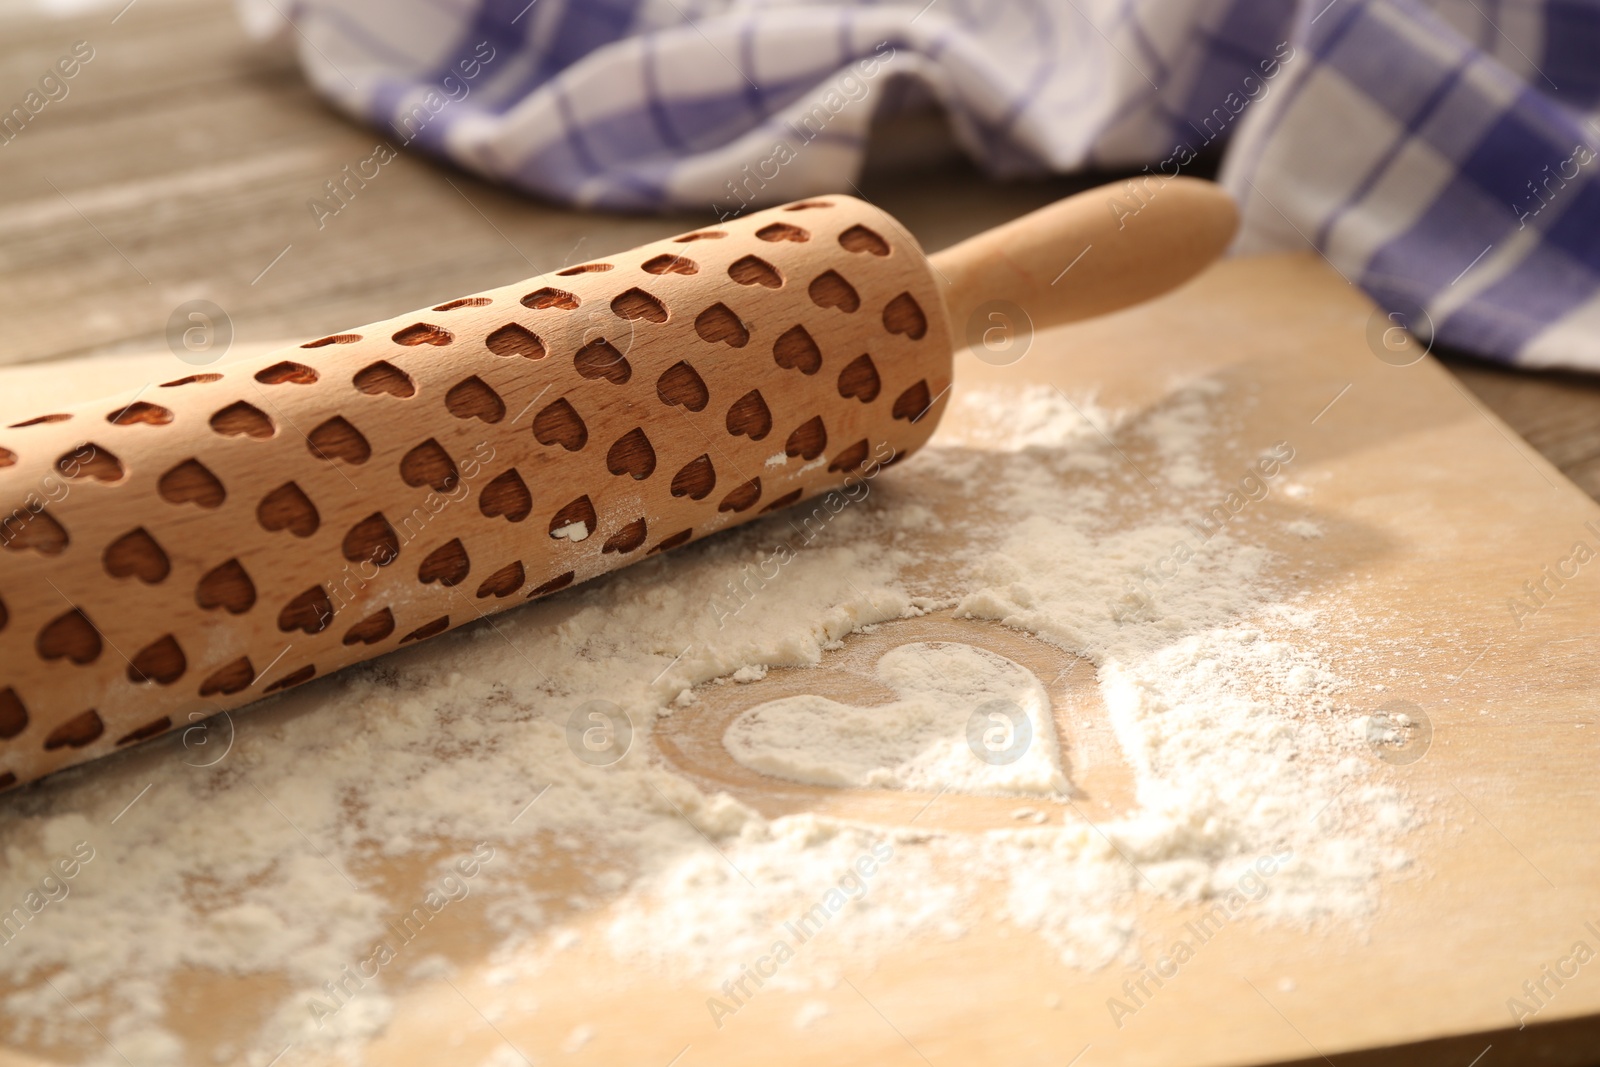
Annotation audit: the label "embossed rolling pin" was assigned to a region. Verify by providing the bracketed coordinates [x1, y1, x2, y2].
[0, 177, 1236, 790]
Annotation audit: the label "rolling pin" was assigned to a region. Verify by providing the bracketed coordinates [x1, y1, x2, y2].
[0, 177, 1237, 791]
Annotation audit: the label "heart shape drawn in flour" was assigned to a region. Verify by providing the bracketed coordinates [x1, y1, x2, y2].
[722, 642, 1068, 796]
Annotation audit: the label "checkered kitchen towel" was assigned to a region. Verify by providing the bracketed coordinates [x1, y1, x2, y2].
[241, 0, 1600, 371]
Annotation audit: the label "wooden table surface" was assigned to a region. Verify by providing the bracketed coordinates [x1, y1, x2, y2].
[2, 0, 1596, 505]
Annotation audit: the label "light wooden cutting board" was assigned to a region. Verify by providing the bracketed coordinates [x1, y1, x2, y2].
[3, 253, 1599, 1067]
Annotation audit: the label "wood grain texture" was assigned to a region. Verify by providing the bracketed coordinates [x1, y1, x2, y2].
[1443, 357, 1600, 501]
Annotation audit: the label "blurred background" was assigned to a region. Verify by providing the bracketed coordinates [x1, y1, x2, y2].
[1, 0, 1598, 498]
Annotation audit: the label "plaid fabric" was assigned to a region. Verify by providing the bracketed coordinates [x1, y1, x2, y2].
[242, 0, 1600, 371]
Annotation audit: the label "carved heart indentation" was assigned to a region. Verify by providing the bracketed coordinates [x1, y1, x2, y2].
[612, 287, 668, 323]
[607, 427, 656, 480]
[773, 325, 821, 375]
[529, 572, 574, 598]
[1, 508, 68, 555]
[255, 361, 318, 385]
[829, 439, 869, 473]
[446, 376, 506, 423]
[650, 529, 693, 554]
[726, 390, 772, 441]
[303, 334, 361, 349]
[37, 608, 100, 664]
[808, 270, 859, 313]
[839, 224, 890, 256]
[893, 379, 935, 422]
[278, 586, 334, 634]
[196, 559, 255, 614]
[883, 292, 928, 340]
[480, 468, 532, 523]
[533, 398, 587, 450]
[728, 255, 782, 288]
[107, 401, 173, 426]
[718, 477, 762, 513]
[353, 361, 416, 397]
[209, 401, 274, 439]
[418, 539, 470, 586]
[574, 339, 631, 384]
[402, 616, 451, 642]
[128, 634, 185, 685]
[343, 609, 395, 646]
[549, 496, 597, 542]
[761, 488, 804, 513]
[837, 353, 881, 402]
[158, 459, 225, 508]
[343, 513, 399, 566]
[257, 482, 320, 538]
[307, 416, 371, 464]
[104, 527, 170, 583]
[116, 716, 173, 746]
[0, 688, 25, 739]
[199, 656, 255, 695]
[392, 322, 453, 346]
[642, 254, 697, 275]
[602, 518, 648, 555]
[756, 222, 808, 243]
[44, 709, 103, 750]
[485, 323, 546, 359]
[55, 443, 122, 482]
[400, 439, 459, 492]
[476, 561, 526, 598]
[671, 454, 716, 500]
[785, 416, 826, 460]
[695, 303, 749, 347]
[657, 361, 709, 411]
[264, 665, 316, 693]
[521, 287, 579, 310]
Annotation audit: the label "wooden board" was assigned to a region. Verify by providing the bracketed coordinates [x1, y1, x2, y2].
[3, 253, 1599, 1067]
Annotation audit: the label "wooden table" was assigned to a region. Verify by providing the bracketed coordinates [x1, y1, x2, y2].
[2, 0, 1596, 508]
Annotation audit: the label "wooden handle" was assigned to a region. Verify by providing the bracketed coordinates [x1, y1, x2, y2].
[931, 176, 1238, 340]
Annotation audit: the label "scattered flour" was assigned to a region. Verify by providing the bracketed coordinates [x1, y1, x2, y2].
[792, 1000, 830, 1029]
[0, 378, 1415, 1064]
[551, 520, 589, 542]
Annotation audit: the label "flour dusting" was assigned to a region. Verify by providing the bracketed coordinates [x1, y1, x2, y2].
[0, 379, 1414, 1064]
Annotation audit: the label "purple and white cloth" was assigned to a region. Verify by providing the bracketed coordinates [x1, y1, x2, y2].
[240, 0, 1600, 371]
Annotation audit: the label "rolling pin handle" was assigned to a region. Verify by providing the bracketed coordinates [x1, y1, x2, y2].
[929, 176, 1239, 343]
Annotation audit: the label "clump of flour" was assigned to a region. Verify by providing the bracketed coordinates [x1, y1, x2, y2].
[0, 378, 1412, 1064]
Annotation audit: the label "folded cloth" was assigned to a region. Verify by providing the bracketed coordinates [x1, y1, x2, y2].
[241, 0, 1600, 371]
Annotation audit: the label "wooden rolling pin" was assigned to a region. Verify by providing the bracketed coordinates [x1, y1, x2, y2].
[0, 177, 1236, 791]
